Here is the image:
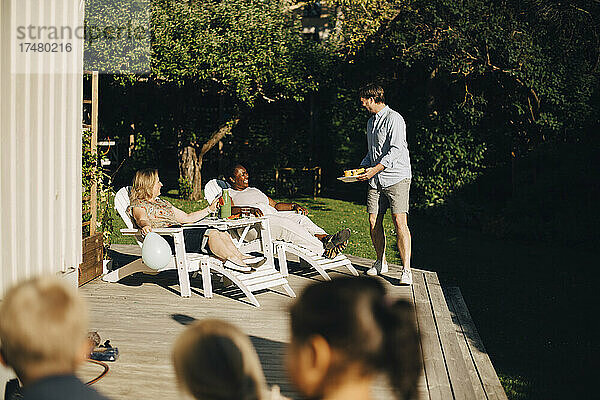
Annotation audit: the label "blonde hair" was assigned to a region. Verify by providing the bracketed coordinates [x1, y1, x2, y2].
[173, 319, 267, 400]
[130, 168, 159, 202]
[0, 276, 88, 378]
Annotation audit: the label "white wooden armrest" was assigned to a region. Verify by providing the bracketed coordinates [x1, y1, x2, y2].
[120, 227, 183, 236]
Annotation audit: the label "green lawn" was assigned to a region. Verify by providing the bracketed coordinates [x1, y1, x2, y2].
[278, 197, 405, 265]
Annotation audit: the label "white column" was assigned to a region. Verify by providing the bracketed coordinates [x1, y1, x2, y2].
[0, 0, 84, 295]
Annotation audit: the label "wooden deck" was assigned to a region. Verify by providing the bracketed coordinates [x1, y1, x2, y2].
[77, 245, 507, 400]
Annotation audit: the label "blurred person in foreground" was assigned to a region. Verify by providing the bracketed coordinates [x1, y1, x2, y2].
[173, 319, 285, 400]
[129, 168, 265, 272]
[287, 276, 422, 400]
[0, 276, 110, 400]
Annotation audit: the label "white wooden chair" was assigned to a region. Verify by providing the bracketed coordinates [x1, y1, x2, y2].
[274, 241, 358, 280]
[103, 187, 295, 307]
[204, 179, 359, 280]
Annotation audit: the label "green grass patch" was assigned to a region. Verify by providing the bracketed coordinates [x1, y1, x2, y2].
[499, 375, 531, 400]
[277, 197, 404, 265]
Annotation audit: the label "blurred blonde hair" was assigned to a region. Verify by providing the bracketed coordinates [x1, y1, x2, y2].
[173, 319, 267, 400]
[0, 276, 88, 378]
[130, 168, 159, 202]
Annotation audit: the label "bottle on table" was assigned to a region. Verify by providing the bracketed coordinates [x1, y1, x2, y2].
[220, 188, 231, 219]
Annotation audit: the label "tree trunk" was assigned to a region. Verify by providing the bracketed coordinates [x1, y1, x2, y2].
[179, 145, 203, 200]
[178, 117, 240, 200]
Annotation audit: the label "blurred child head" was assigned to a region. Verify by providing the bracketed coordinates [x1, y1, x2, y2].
[0, 276, 90, 384]
[288, 276, 422, 400]
[173, 319, 267, 400]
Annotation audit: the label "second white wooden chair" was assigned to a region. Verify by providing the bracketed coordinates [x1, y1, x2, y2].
[204, 179, 359, 280]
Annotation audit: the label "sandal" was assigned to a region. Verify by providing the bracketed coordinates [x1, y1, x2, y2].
[321, 228, 351, 250]
[322, 239, 348, 259]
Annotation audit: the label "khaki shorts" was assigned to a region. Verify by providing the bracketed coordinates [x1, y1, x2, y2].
[367, 178, 411, 215]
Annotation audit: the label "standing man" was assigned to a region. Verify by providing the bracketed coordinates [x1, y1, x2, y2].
[357, 84, 412, 284]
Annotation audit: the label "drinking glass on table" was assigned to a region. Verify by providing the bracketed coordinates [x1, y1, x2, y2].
[208, 196, 222, 218]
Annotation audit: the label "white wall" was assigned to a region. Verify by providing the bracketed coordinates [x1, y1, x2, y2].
[0, 0, 84, 296]
[0, 0, 85, 394]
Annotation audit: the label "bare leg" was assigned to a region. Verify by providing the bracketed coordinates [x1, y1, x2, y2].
[391, 213, 411, 270]
[369, 213, 386, 262]
[206, 231, 247, 266]
[219, 232, 249, 258]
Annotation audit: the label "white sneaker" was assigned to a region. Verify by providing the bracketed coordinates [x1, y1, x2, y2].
[224, 260, 251, 272]
[366, 260, 388, 276]
[243, 256, 267, 268]
[399, 268, 413, 285]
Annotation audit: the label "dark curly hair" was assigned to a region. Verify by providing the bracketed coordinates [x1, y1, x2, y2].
[290, 276, 422, 399]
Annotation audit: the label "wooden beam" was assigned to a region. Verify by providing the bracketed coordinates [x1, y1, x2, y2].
[89, 71, 99, 235]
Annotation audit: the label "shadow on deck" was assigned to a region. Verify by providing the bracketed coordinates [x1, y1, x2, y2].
[77, 245, 507, 400]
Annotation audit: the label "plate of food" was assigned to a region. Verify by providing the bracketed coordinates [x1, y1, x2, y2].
[337, 168, 366, 183]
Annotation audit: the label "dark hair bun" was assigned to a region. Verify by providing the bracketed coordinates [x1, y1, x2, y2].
[290, 277, 422, 399]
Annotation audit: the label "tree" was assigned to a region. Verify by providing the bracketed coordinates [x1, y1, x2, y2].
[322, 0, 599, 205]
[320, 0, 406, 57]
[151, 0, 321, 199]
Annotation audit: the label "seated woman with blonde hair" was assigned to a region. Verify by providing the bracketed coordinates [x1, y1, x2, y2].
[128, 168, 265, 271]
[173, 319, 285, 400]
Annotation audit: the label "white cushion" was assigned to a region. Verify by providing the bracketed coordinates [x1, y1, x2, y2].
[204, 179, 230, 203]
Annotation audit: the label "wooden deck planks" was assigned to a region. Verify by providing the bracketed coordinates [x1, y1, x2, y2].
[412, 270, 454, 400]
[445, 287, 508, 400]
[81, 273, 299, 399]
[425, 273, 477, 400]
[78, 247, 503, 400]
[444, 287, 488, 400]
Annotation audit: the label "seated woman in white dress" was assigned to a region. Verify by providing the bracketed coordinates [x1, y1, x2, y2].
[227, 164, 350, 259]
[128, 168, 265, 272]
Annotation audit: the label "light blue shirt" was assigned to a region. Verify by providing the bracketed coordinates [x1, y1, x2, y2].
[360, 105, 411, 188]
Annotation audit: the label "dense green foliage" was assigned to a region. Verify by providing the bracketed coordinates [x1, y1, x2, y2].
[93, 0, 598, 244]
[151, 0, 320, 105]
[314, 0, 599, 247]
[84, 0, 151, 74]
[82, 128, 114, 252]
[328, 0, 599, 198]
[151, 0, 326, 198]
